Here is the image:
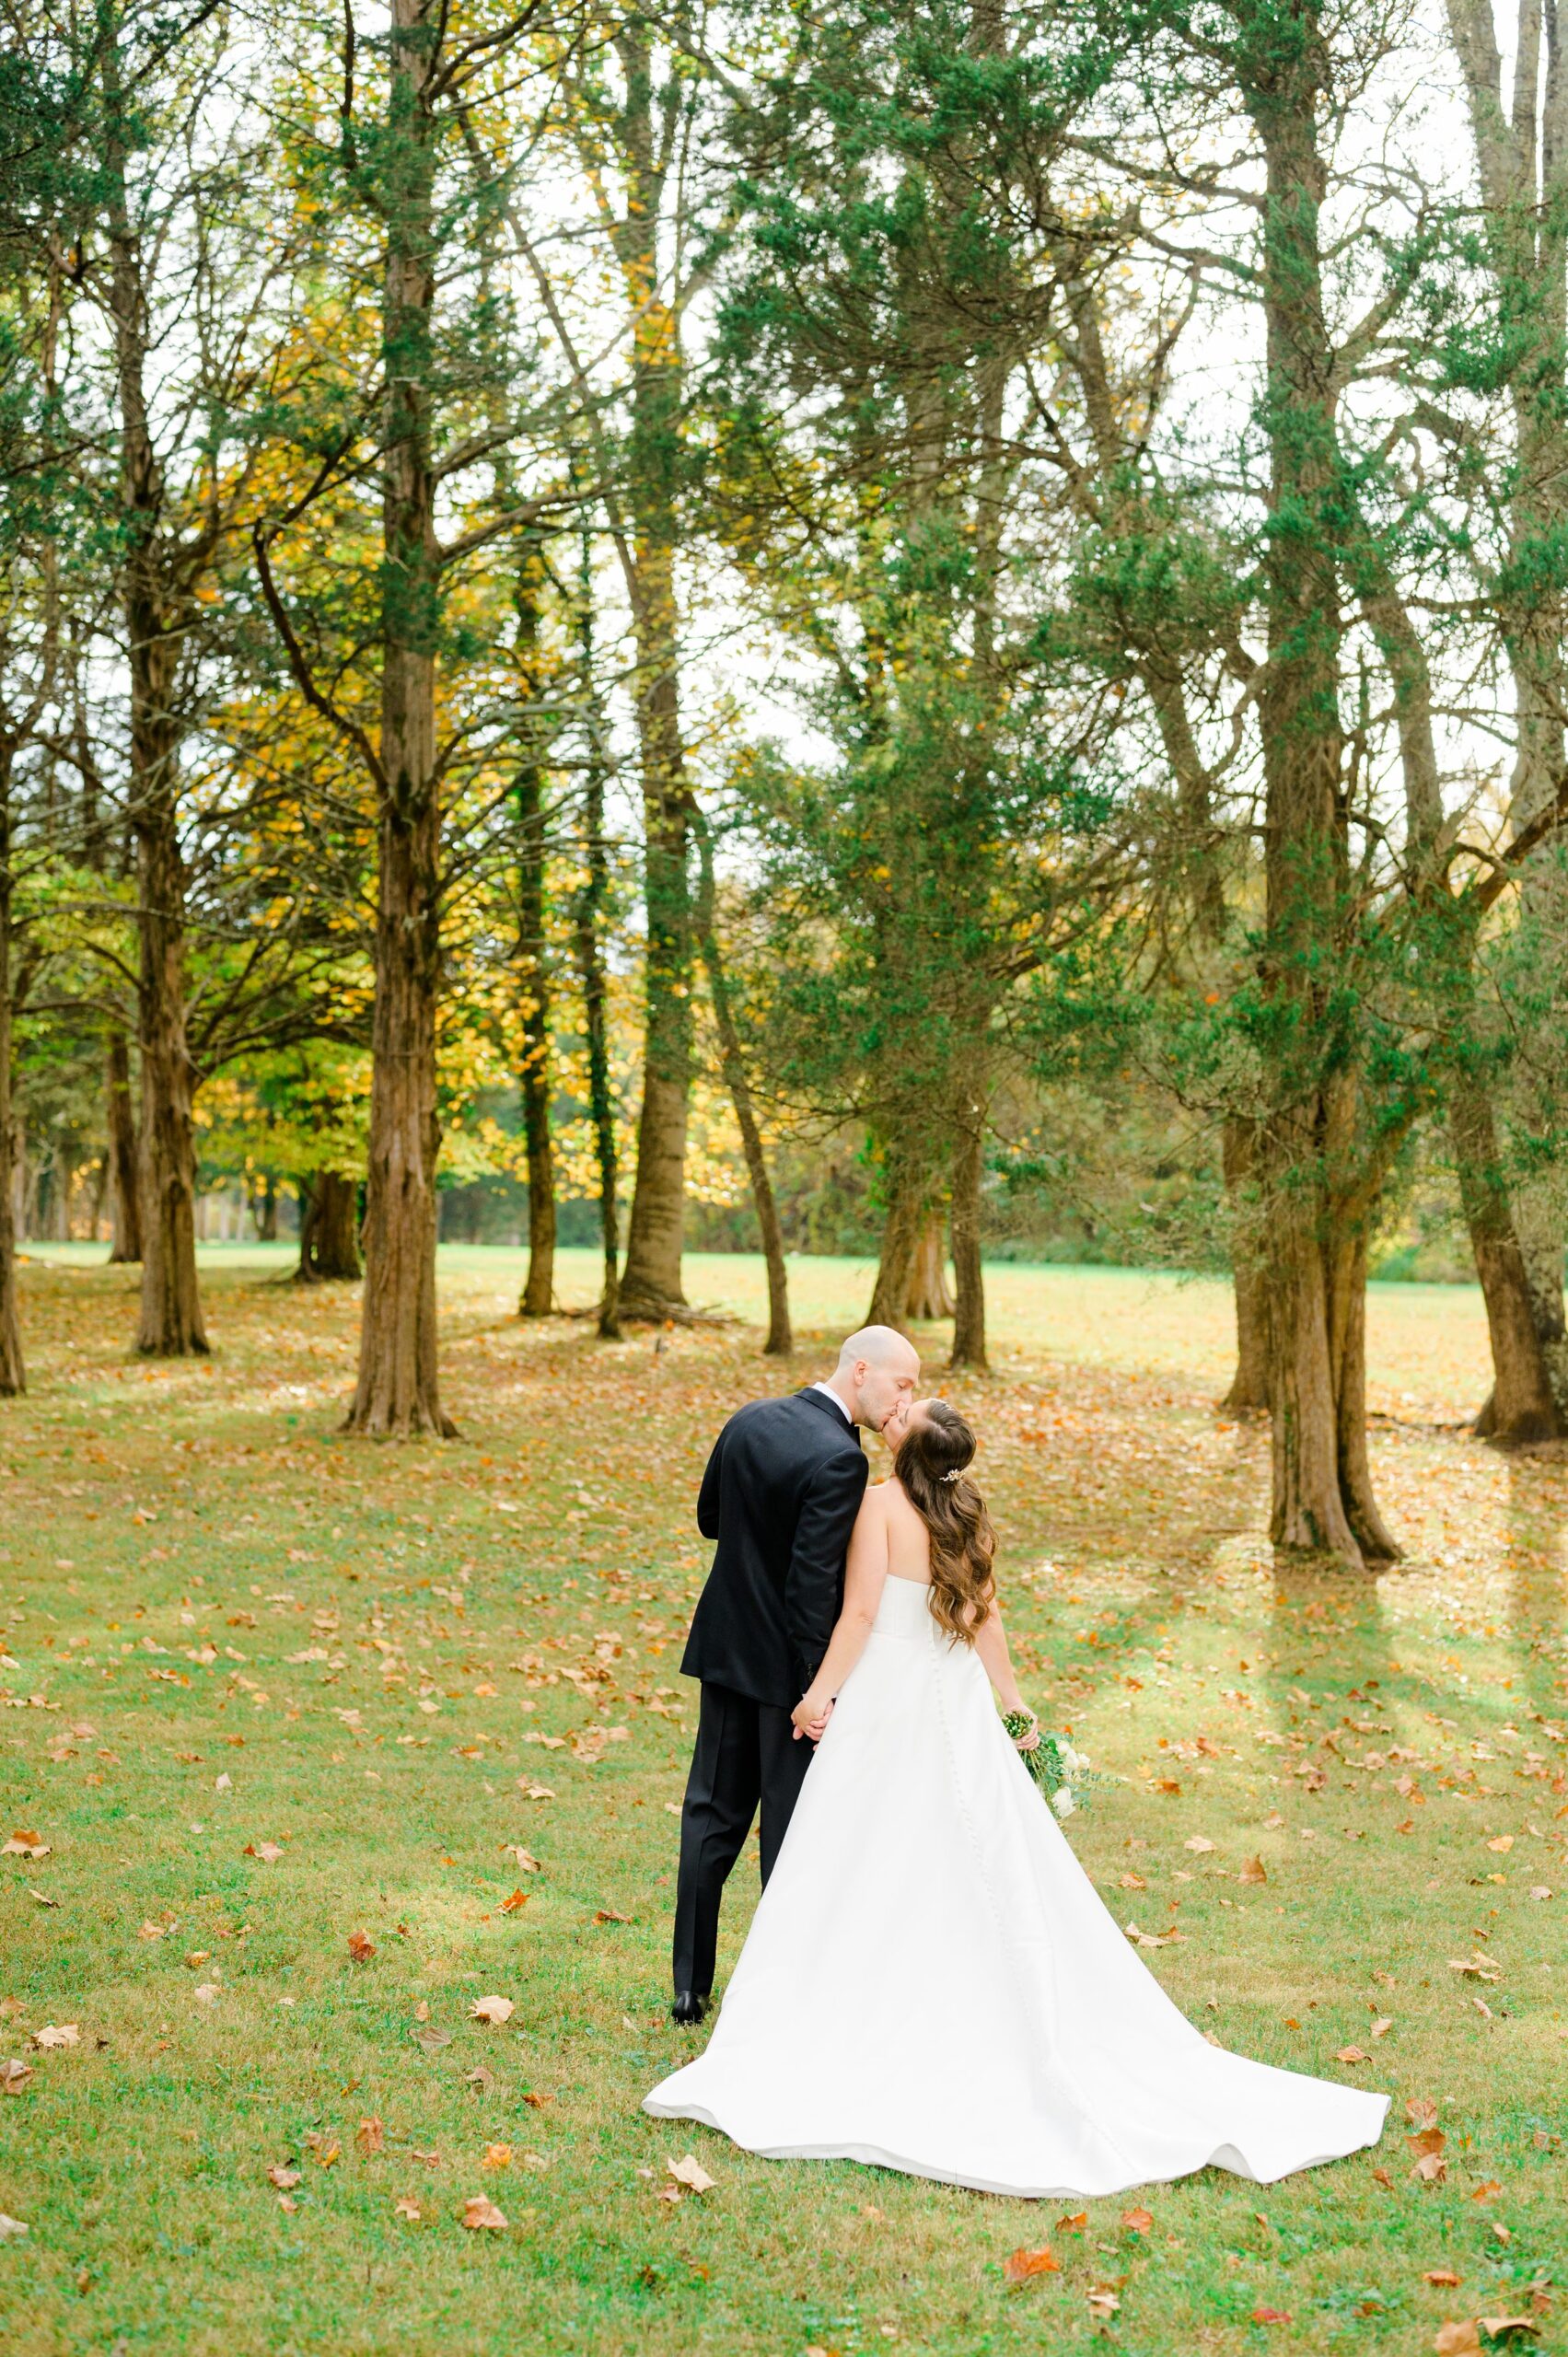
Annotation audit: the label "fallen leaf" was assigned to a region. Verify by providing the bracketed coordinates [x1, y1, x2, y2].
[470, 1994, 515, 2025]
[1251, 2307, 1292, 2325]
[267, 2165, 301, 2189]
[1434, 2323, 1482, 2357]
[1407, 2098, 1439, 2130]
[1486, 1836, 1515, 1853]
[355, 2117, 384, 2157]
[193, 1982, 219, 2006]
[393, 2195, 421, 2221]
[2, 2060, 32, 2096]
[347, 1930, 376, 1963]
[3, 1831, 50, 1859]
[1469, 2179, 1503, 2202]
[1003, 2246, 1062, 2282]
[1184, 1835, 1215, 1853]
[667, 2153, 715, 2194]
[500, 1889, 530, 1914]
[1239, 1855, 1268, 1884]
[460, 2195, 508, 2231]
[1337, 2046, 1369, 2064]
[1371, 2017, 1393, 2039]
[482, 2142, 512, 2169]
[30, 2024, 79, 2049]
[1055, 2211, 1087, 2234]
[1121, 2206, 1153, 2235]
[593, 1908, 632, 1925]
[0, 2214, 29, 2236]
[1424, 2270, 1462, 2288]
[243, 1841, 284, 1865]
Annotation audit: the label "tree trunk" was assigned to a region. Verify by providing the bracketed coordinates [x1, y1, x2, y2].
[104, 42, 204, 1353]
[515, 544, 555, 1320]
[1221, 1117, 1269, 1411]
[299, 1169, 360, 1283]
[254, 1174, 278, 1242]
[103, 1007, 142, 1265]
[574, 584, 621, 1340]
[1452, 1069, 1564, 1442]
[53, 1134, 72, 1242]
[345, 0, 449, 1436]
[1244, 17, 1393, 1565]
[906, 1215, 956, 1320]
[0, 772, 24, 1396]
[866, 1171, 926, 1331]
[694, 819, 791, 1355]
[134, 792, 207, 1353]
[613, 33, 692, 1318]
[949, 1112, 987, 1372]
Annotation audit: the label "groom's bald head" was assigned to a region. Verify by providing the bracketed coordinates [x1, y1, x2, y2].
[830, 1324, 920, 1438]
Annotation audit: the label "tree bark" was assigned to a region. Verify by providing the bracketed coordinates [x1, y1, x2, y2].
[573, 587, 621, 1339]
[612, 29, 692, 1318]
[344, 0, 450, 1437]
[949, 1111, 987, 1372]
[298, 1169, 361, 1283]
[694, 819, 791, 1355]
[104, 1028, 142, 1262]
[102, 33, 205, 1354]
[0, 771, 24, 1396]
[134, 791, 206, 1353]
[866, 1170, 926, 1331]
[1221, 1118, 1269, 1411]
[1243, 11, 1393, 1564]
[906, 1216, 956, 1320]
[1452, 1069, 1563, 1441]
[515, 541, 555, 1320]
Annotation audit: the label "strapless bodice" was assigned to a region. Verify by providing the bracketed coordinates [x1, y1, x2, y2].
[871, 1574, 935, 1637]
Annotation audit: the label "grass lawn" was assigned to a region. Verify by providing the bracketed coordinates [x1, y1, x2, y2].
[2, 1243, 1565, 2355]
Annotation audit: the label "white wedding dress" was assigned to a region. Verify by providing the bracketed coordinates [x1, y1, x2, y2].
[645, 1573, 1388, 2198]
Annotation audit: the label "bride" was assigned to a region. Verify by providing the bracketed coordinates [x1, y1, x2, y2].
[645, 1397, 1388, 2199]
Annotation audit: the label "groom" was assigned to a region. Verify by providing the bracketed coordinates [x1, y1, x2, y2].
[669, 1325, 920, 2022]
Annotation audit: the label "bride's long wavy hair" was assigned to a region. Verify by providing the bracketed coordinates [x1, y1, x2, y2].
[894, 1399, 996, 1643]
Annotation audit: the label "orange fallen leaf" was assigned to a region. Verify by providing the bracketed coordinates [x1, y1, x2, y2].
[1423, 2270, 1462, 2288]
[347, 1931, 375, 1963]
[460, 2195, 507, 2231]
[500, 1889, 529, 1914]
[593, 1908, 632, 1925]
[1486, 1836, 1514, 1853]
[1121, 2207, 1153, 2235]
[1469, 2179, 1503, 2202]
[266, 2165, 301, 2189]
[1003, 2246, 1062, 2282]
[482, 2143, 513, 2170]
[1055, 2211, 1087, 2235]
[355, 2117, 384, 2157]
[3, 1831, 50, 1859]
[1239, 1855, 1268, 1884]
[1407, 2098, 1439, 2130]
[1336, 2046, 1369, 2064]
[1251, 2307, 1292, 2325]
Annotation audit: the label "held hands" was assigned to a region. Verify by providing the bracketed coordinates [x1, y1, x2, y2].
[792, 1689, 833, 1743]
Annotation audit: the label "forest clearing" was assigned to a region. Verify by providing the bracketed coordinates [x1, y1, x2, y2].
[2, 1248, 1564, 2355]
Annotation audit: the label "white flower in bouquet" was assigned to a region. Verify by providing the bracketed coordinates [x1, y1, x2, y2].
[1051, 1787, 1077, 1820]
[1059, 1744, 1089, 1778]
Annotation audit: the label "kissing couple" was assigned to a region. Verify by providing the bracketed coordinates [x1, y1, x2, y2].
[645, 1325, 1389, 2200]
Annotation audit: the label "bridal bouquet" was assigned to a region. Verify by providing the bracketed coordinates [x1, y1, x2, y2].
[1003, 1713, 1090, 1819]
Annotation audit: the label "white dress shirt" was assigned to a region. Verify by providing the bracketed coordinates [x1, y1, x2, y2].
[808, 1380, 854, 1424]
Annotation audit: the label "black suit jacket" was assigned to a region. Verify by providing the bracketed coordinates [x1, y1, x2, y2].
[681, 1387, 870, 1710]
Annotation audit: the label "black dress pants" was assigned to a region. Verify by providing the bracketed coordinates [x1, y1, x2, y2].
[671, 1679, 813, 1996]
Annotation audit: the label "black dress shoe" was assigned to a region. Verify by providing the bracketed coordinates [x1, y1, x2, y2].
[671, 1989, 710, 2025]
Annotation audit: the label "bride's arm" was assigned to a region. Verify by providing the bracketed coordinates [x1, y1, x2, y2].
[790, 1490, 888, 1739]
[973, 1601, 1039, 1746]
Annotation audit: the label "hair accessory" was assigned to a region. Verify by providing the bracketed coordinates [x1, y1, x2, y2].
[940, 1467, 962, 1483]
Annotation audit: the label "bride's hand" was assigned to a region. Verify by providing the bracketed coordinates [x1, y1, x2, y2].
[1006, 1704, 1040, 1753]
[792, 1690, 832, 1742]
